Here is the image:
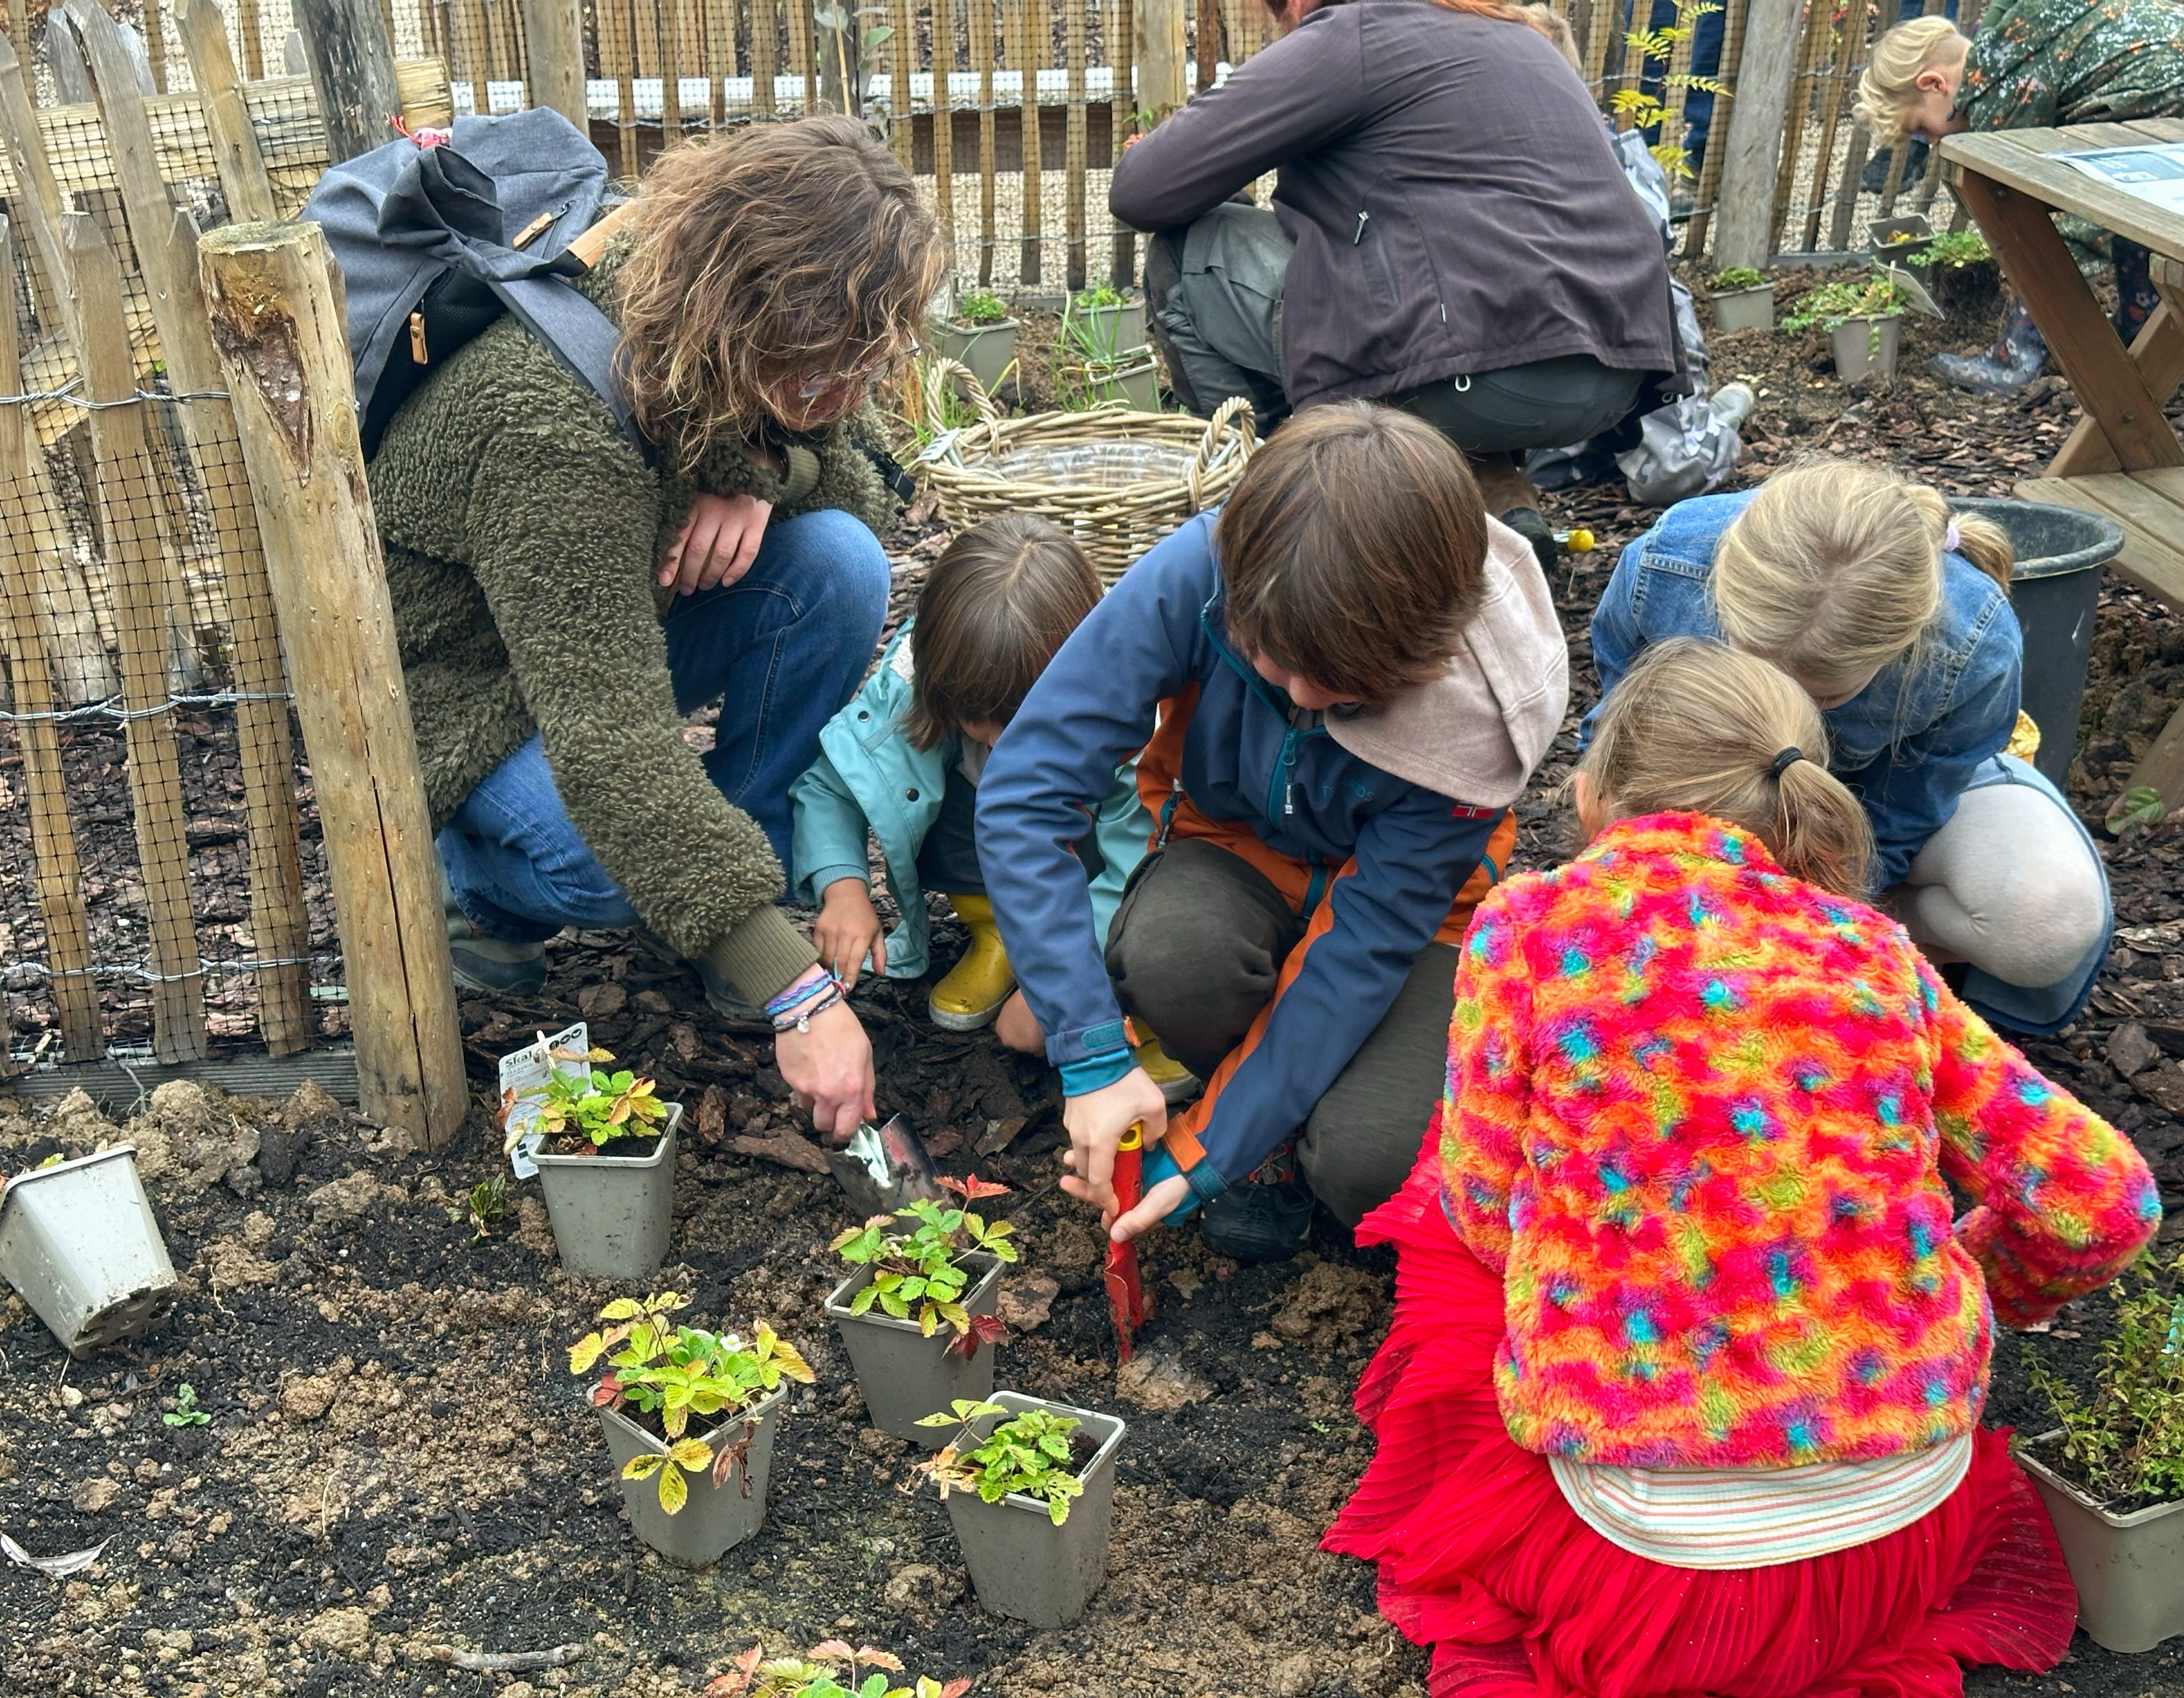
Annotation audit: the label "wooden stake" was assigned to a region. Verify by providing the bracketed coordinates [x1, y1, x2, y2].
[66, 212, 208, 1065]
[197, 219, 465, 1145]
[519, 0, 586, 128]
[0, 216, 104, 1063]
[176, 0, 278, 223]
[1135, 0, 1184, 124]
[1708, 0, 1802, 271]
[290, 0, 406, 163]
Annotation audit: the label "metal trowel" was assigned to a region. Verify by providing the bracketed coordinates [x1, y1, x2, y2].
[826, 1114, 943, 1217]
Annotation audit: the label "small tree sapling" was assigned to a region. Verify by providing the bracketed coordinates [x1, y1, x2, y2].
[830, 1175, 1017, 1357]
[701, 1641, 971, 1698]
[570, 1292, 815, 1513]
[913, 1398, 1087, 1525]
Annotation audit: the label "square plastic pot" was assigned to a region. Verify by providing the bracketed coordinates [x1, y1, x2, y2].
[597, 1382, 786, 1568]
[532, 1102, 680, 1280]
[1831, 316, 1902, 382]
[934, 319, 1019, 397]
[1710, 284, 1774, 334]
[2019, 1432, 2184, 1653]
[943, 1390, 1126, 1627]
[1868, 213, 1934, 263]
[825, 1253, 1001, 1445]
[0, 1145, 176, 1358]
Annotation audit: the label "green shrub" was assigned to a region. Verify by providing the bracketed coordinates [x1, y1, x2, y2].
[1910, 229, 1993, 270]
[915, 1398, 1088, 1524]
[955, 289, 1010, 325]
[2027, 1250, 2184, 1512]
[1783, 270, 1913, 332]
[1711, 267, 1768, 291]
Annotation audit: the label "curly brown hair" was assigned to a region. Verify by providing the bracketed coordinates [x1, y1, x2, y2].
[616, 116, 944, 465]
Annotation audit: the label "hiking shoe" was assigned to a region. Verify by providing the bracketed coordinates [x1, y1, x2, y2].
[632, 926, 764, 1023]
[1199, 1143, 1314, 1263]
[1500, 506, 1559, 572]
[929, 892, 1015, 1031]
[442, 868, 547, 997]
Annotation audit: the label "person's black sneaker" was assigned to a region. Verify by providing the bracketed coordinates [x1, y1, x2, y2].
[1500, 506, 1559, 572]
[1199, 1143, 1314, 1263]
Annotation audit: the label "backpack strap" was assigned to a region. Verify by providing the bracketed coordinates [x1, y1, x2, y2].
[488, 268, 655, 465]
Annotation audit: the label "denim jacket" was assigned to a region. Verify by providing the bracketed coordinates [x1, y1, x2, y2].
[789, 623, 1153, 979]
[1586, 490, 2022, 888]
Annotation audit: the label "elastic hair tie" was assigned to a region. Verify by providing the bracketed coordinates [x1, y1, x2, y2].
[1943, 519, 1961, 554]
[1771, 747, 1807, 778]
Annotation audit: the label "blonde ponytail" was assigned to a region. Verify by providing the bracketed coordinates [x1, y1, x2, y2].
[1712, 457, 2012, 700]
[1579, 638, 1875, 897]
[1853, 17, 1968, 147]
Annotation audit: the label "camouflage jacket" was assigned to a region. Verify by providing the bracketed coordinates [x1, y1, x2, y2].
[1957, 0, 2184, 131]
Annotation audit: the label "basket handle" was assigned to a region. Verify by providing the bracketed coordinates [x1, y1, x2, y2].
[920, 356, 1003, 430]
[1185, 396, 1259, 510]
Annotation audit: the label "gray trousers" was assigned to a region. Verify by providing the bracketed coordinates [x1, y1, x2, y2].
[1103, 837, 1457, 1228]
[1147, 202, 1643, 451]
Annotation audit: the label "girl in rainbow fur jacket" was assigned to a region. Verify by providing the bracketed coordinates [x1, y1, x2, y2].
[1326, 638, 2158, 1698]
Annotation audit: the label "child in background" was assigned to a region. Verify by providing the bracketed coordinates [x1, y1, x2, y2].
[789, 515, 1190, 1096]
[1326, 639, 2158, 1698]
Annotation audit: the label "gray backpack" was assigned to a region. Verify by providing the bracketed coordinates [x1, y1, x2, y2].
[303, 107, 650, 460]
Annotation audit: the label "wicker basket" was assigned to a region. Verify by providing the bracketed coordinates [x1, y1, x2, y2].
[911, 359, 1258, 582]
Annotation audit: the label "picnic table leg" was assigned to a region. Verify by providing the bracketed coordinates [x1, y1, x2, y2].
[2047, 299, 2184, 477]
[1955, 170, 2184, 472]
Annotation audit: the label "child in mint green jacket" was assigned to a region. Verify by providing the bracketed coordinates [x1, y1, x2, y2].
[790, 516, 1189, 1094]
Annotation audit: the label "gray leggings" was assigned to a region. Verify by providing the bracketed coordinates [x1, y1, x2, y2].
[1103, 837, 1456, 1228]
[1146, 202, 1642, 449]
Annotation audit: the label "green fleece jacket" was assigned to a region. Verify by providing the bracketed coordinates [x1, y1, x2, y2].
[369, 244, 899, 1003]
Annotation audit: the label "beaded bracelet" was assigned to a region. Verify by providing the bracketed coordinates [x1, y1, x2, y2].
[772, 984, 843, 1033]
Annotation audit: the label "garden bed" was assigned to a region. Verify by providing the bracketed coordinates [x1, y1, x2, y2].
[0, 286, 2181, 1696]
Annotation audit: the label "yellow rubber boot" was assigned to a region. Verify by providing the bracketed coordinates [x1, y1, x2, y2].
[930, 893, 1016, 1031]
[1132, 1035, 1202, 1106]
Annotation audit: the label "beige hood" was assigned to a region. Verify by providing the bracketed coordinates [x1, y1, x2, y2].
[1323, 514, 1570, 808]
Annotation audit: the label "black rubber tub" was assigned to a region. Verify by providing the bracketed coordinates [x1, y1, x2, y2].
[1949, 497, 2123, 786]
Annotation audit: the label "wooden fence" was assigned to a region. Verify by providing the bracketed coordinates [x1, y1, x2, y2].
[0, 0, 461, 1139]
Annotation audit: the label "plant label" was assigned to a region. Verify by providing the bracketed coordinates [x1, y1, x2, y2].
[500, 1020, 591, 1179]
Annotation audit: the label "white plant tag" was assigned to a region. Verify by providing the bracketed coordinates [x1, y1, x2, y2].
[500, 1020, 591, 1179]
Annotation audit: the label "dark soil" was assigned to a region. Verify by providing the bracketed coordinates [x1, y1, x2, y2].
[2, 266, 2183, 1698]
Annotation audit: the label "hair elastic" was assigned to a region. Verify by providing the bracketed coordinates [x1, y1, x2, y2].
[1771, 747, 1807, 778]
[1943, 519, 1961, 554]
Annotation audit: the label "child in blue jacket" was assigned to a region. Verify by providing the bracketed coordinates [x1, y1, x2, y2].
[790, 516, 1189, 1094]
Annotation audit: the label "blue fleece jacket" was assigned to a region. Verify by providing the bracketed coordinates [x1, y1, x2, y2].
[974, 513, 1501, 1196]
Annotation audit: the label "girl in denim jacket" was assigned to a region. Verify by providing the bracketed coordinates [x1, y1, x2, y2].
[1589, 457, 2109, 1033]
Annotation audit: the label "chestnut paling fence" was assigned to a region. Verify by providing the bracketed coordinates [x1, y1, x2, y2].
[0, 0, 1983, 1087]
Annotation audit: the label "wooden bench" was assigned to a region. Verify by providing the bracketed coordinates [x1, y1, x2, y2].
[1943, 118, 2184, 804]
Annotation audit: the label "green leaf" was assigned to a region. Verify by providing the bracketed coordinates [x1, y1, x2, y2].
[1047, 1495, 1070, 1526]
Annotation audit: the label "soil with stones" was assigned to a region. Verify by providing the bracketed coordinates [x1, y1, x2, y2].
[3, 269, 2184, 1698]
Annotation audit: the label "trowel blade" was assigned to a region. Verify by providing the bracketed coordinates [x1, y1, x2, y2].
[826, 1114, 943, 1216]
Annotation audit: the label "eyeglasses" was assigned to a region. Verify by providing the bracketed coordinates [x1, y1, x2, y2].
[797, 340, 919, 400]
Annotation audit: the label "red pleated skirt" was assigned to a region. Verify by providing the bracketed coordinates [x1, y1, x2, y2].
[1322, 1144, 2080, 1698]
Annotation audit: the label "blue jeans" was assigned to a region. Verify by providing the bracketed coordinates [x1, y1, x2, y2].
[440, 507, 891, 943]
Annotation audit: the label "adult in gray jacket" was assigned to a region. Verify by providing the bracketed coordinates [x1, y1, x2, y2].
[1111, 0, 1683, 550]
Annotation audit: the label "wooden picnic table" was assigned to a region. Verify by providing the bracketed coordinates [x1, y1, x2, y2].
[1942, 118, 2184, 805]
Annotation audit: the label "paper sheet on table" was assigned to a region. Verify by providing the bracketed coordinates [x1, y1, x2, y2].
[2062, 143, 2184, 216]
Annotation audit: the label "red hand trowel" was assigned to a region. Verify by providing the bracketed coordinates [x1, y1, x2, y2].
[1104, 1121, 1152, 1362]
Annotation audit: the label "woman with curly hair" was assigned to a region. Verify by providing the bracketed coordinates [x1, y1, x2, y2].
[371, 116, 944, 1138]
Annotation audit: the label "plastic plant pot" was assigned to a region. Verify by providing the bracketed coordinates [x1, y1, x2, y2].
[1948, 497, 2122, 787]
[597, 1382, 787, 1568]
[1867, 213, 1934, 262]
[934, 318, 1019, 397]
[1931, 258, 2002, 332]
[943, 1390, 1126, 1628]
[1830, 315, 1901, 382]
[1710, 284, 1775, 334]
[0, 1145, 176, 1358]
[2018, 1432, 2184, 1652]
[826, 1253, 1001, 1445]
[532, 1102, 681, 1280]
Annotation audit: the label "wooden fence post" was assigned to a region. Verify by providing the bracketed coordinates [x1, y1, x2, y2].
[1708, 0, 1804, 272]
[290, 0, 405, 163]
[1136, 0, 1185, 124]
[196, 221, 468, 1148]
[519, 0, 586, 127]
[176, 0, 278, 223]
